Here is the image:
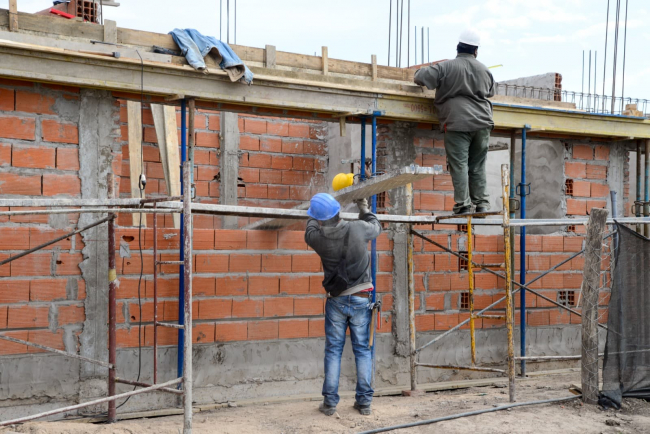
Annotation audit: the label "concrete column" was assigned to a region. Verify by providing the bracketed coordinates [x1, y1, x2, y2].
[381, 122, 417, 357]
[220, 112, 240, 229]
[77, 89, 120, 384]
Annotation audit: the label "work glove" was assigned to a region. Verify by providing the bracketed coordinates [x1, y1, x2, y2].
[355, 198, 370, 216]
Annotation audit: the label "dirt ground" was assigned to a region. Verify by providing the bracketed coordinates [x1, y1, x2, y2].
[4, 372, 650, 434]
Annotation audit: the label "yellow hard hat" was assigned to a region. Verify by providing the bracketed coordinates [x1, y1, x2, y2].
[332, 173, 355, 192]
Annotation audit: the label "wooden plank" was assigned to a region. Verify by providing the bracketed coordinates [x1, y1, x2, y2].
[371, 55, 378, 81]
[580, 207, 608, 404]
[117, 26, 177, 50]
[103, 19, 117, 44]
[127, 101, 146, 227]
[151, 104, 181, 228]
[11, 10, 103, 40]
[8, 0, 17, 32]
[322, 46, 328, 75]
[264, 44, 276, 68]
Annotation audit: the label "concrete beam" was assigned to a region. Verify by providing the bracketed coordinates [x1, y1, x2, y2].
[0, 39, 648, 138]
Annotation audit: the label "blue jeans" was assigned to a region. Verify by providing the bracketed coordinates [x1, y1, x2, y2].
[322, 295, 373, 407]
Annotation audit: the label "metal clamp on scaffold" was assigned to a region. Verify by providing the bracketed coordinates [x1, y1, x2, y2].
[516, 183, 531, 196]
[509, 198, 520, 212]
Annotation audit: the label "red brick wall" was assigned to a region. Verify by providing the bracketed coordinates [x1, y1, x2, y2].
[113, 228, 393, 348]
[115, 103, 329, 229]
[0, 79, 87, 355]
[565, 143, 609, 220]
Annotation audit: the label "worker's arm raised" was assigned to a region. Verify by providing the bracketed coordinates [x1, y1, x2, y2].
[358, 212, 381, 241]
[414, 64, 443, 90]
[304, 218, 321, 247]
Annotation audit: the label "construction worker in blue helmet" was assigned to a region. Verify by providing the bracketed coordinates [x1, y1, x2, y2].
[304, 193, 381, 416]
[414, 27, 495, 215]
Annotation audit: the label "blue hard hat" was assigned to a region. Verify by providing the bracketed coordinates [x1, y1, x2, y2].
[307, 193, 341, 221]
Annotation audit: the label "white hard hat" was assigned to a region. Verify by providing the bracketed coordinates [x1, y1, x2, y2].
[458, 28, 481, 47]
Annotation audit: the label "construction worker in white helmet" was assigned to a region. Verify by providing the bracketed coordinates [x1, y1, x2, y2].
[414, 28, 495, 215]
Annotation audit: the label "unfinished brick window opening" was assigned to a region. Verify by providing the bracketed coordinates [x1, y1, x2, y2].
[559, 290, 576, 307]
[565, 179, 574, 196]
[460, 292, 470, 310]
[459, 251, 469, 271]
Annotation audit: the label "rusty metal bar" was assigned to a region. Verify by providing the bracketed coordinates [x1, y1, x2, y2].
[182, 160, 193, 434]
[0, 216, 111, 267]
[0, 334, 114, 369]
[467, 215, 476, 366]
[416, 363, 506, 374]
[502, 164, 516, 403]
[153, 203, 159, 385]
[0, 378, 182, 427]
[107, 173, 117, 423]
[515, 355, 582, 361]
[115, 378, 183, 395]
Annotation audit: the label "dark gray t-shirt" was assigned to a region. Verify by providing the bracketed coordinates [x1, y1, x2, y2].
[304, 213, 381, 291]
[414, 53, 495, 132]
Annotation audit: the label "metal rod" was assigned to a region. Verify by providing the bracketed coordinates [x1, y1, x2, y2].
[0, 216, 111, 267]
[468, 215, 476, 366]
[637, 140, 643, 233]
[421, 26, 424, 66]
[406, 184, 416, 392]
[0, 378, 182, 427]
[188, 98, 196, 167]
[588, 50, 591, 111]
[519, 127, 527, 376]
[416, 364, 505, 374]
[157, 321, 185, 329]
[407, 0, 410, 67]
[153, 204, 158, 385]
[0, 208, 179, 217]
[646, 139, 650, 237]
[602, 0, 610, 112]
[182, 160, 193, 434]
[360, 118, 366, 180]
[115, 378, 184, 395]
[357, 395, 581, 434]
[515, 355, 582, 361]
[581, 50, 584, 96]
[427, 27, 429, 63]
[178, 99, 187, 381]
[226, 0, 230, 44]
[107, 174, 117, 423]
[0, 197, 181, 207]
[157, 260, 184, 265]
[414, 26, 417, 65]
[0, 334, 114, 369]
[388, 0, 392, 67]
[398, 0, 403, 67]
[621, 0, 628, 113]
[611, 0, 621, 114]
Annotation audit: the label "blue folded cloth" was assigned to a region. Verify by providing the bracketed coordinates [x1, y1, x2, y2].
[170, 28, 254, 85]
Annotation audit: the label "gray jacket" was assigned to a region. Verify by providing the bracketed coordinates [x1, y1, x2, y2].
[414, 53, 495, 132]
[304, 213, 382, 291]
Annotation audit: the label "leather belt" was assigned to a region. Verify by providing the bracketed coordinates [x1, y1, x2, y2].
[351, 292, 372, 298]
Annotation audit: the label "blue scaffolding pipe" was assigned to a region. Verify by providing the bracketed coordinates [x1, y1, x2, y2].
[371, 115, 377, 301]
[177, 99, 187, 379]
[360, 118, 366, 181]
[519, 126, 527, 377]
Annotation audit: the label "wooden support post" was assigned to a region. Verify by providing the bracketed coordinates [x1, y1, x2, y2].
[151, 104, 181, 228]
[104, 19, 117, 44]
[371, 55, 378, 81]
[9, 0, 18, 32]
[322, 46, 329, 75]
[581, 207, 608, 404]
[339, 116, 346, 137]
[265, 45, 276, 68]
[126, 101, 146, 227]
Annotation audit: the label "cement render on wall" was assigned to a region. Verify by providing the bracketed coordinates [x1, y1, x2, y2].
[0, 325, 594, 418]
